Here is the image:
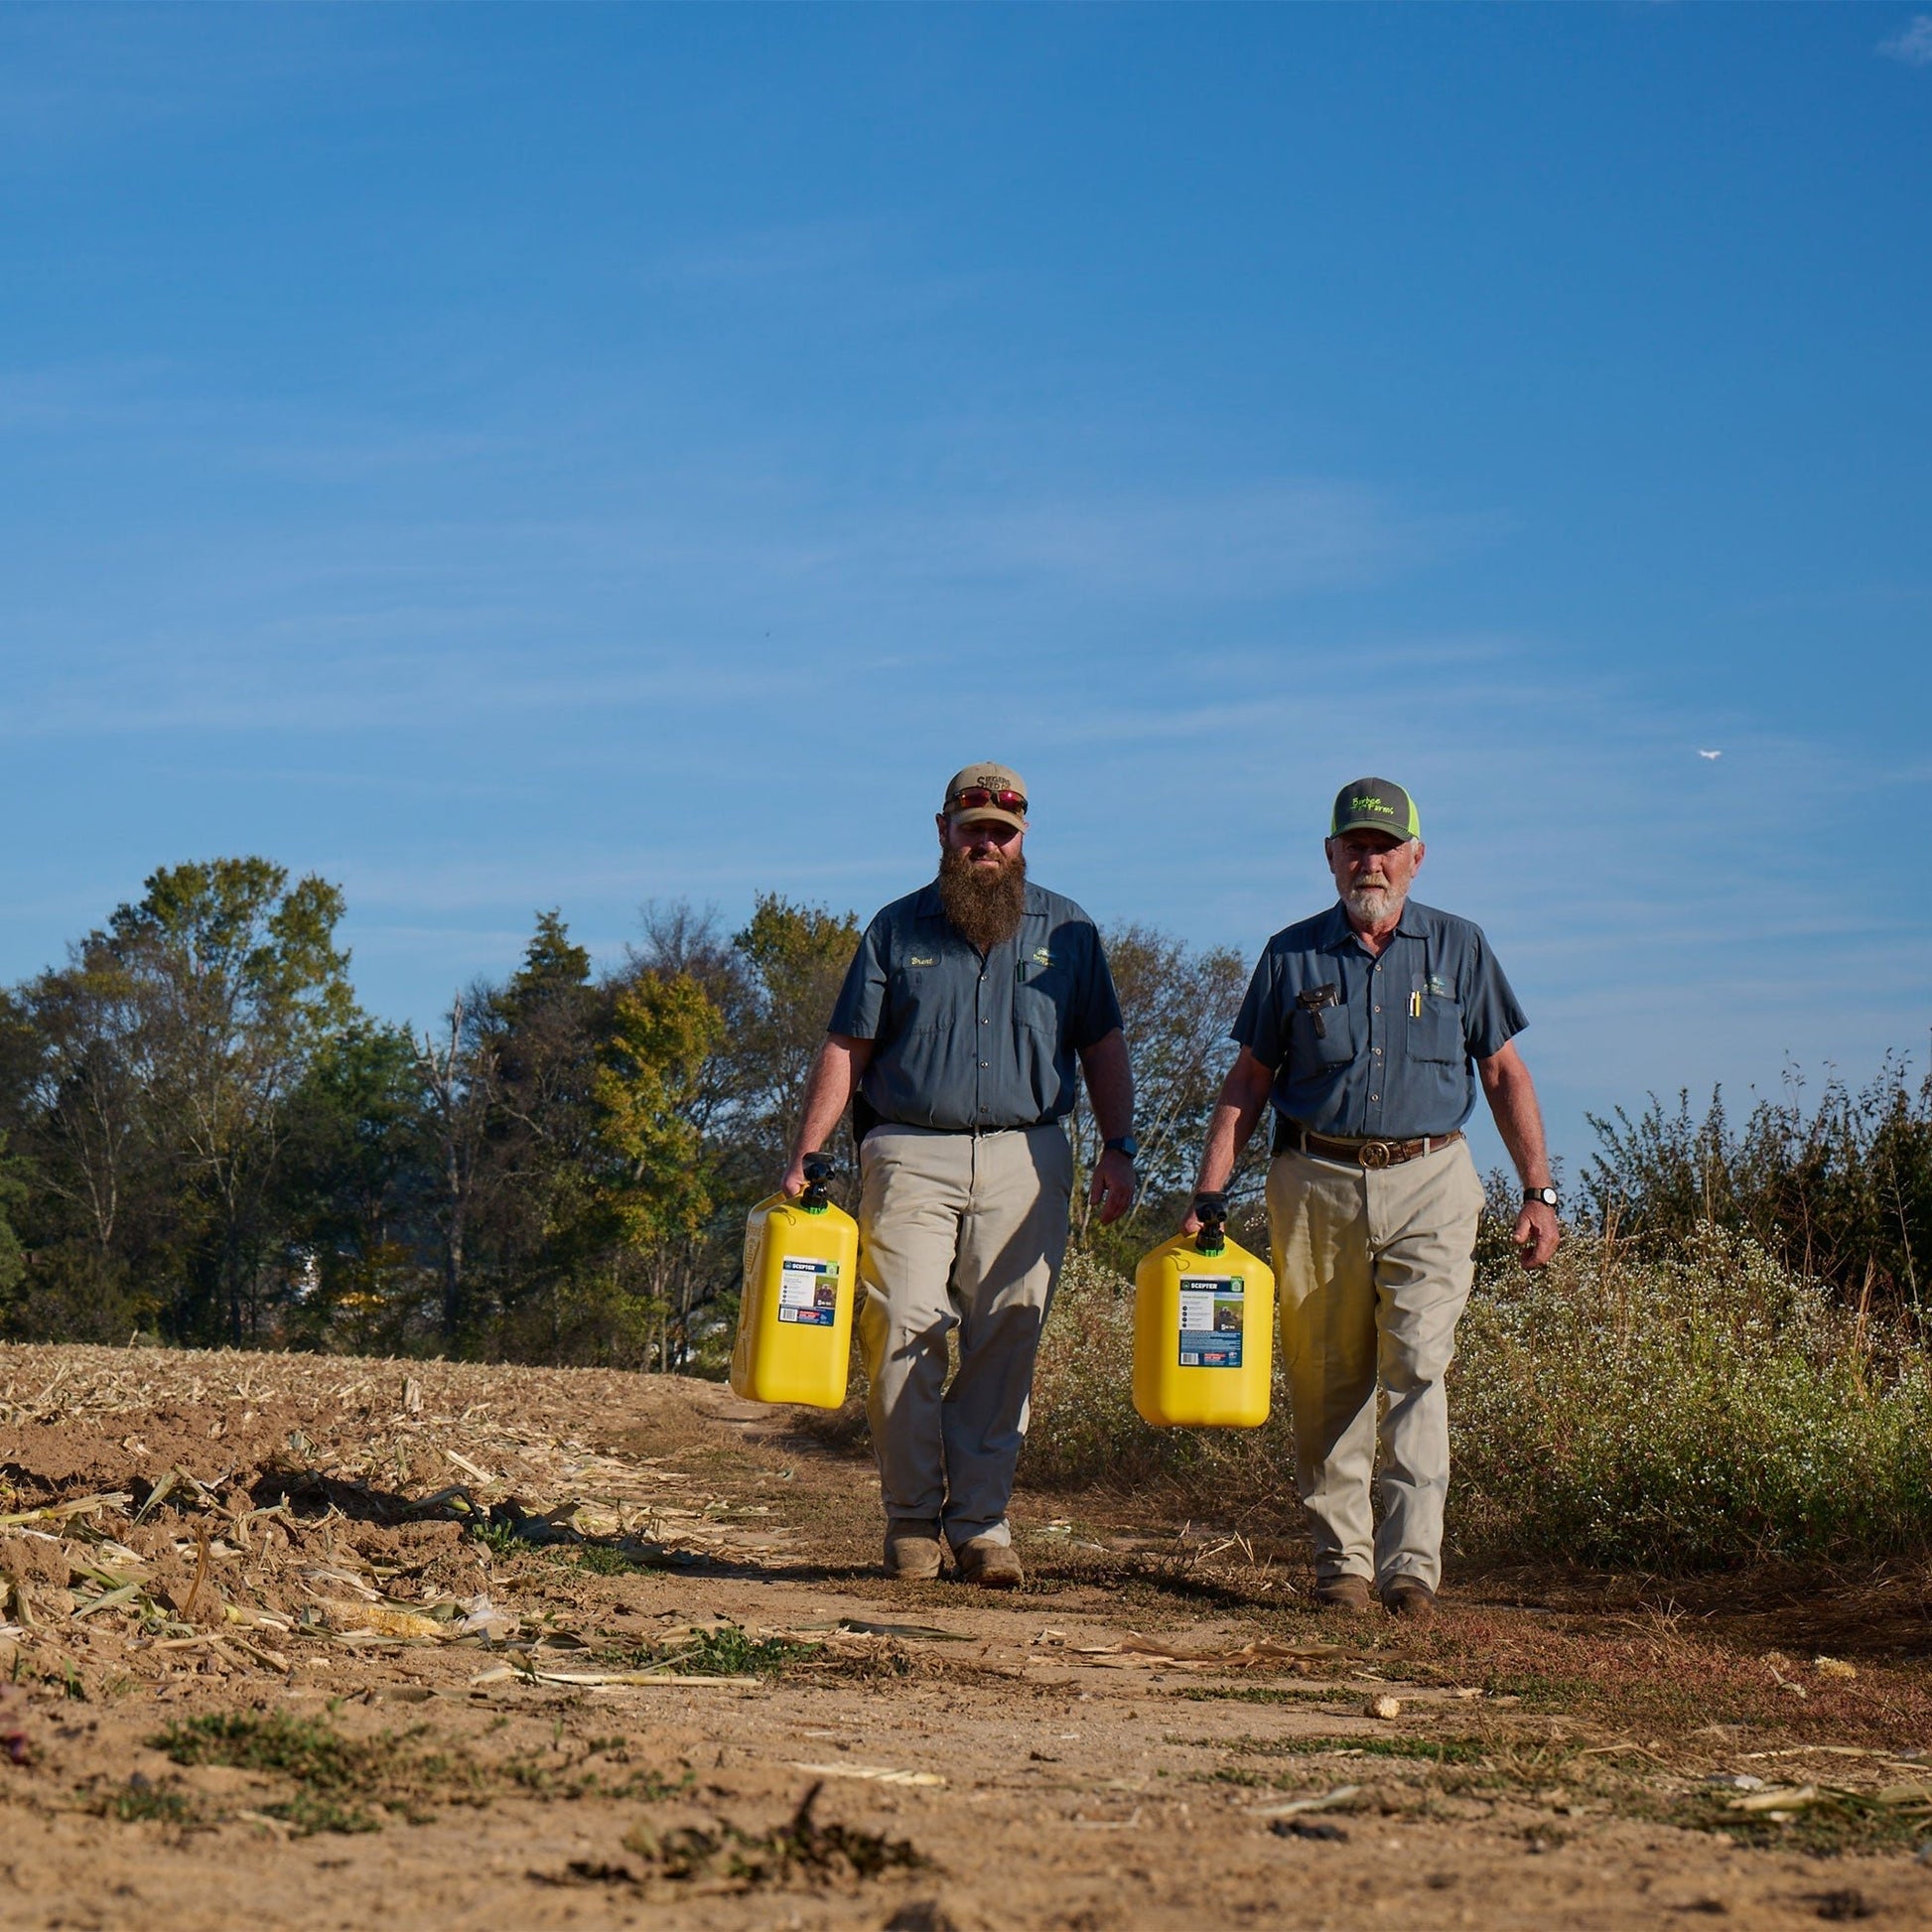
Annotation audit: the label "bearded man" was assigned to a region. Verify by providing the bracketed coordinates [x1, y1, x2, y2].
[1187, 778, 1561, 1623]
[784, 762, 1136, 1587]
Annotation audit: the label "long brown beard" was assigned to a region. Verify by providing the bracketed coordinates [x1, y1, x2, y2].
[938, 843, 1028, 953]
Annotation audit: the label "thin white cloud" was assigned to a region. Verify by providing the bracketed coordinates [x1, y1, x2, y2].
[1879, 15, 1932, 64]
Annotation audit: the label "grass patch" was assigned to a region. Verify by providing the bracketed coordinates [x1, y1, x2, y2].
[1451, 1227, 1932, 1570]
[149, 1712, 482, 1836]
[103, 1778, 200, 1826]
[503, 1751, 693, 1803]
[1173, 1686, 1333, 1706]
[1027, 1232, 1932, 1573]
[1668, 1788, 1932, 1859]
[572, 1542, 653, 1577]
[603, 1621, 819, 1679]
[1232, 1733, 1489, 1765]
[472, 1521, 653, 1578]
[147, 1711, 697, 1835]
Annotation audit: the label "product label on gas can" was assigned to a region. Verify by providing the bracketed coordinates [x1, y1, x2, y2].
[1177, 1275, 1244, 1367]
[776, 1257, 840, 1326]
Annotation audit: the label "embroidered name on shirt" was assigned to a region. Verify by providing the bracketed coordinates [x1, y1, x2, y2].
[908, 955, 935, 967]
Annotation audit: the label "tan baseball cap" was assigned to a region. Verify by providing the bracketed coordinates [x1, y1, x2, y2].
[942, 760, 1030, 832]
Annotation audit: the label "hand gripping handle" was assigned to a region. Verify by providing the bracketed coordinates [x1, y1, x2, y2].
[801, 1153, 837, 1210]
[1191, 1190, 1229, 1255]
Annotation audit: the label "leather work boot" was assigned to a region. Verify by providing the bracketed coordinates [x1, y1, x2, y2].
[1312, 1575, 1372, 1612]
[1382, 1578, 1438, 1625]
[883, 1529, 946, 1582]
[955, 1536, 1025, 1590]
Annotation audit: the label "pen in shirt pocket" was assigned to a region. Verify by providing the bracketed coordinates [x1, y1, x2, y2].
[1409, 989, 1423, 1019]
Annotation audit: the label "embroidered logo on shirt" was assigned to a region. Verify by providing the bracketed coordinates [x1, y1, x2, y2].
[1428, 974, 1452, 998]
[1033, 948, 1051, 965]
[908, 955, 935, 967]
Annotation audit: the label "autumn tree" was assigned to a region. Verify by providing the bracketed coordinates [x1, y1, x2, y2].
[1069, 923, 1251, 1266]
[594, 970, 725, 1366]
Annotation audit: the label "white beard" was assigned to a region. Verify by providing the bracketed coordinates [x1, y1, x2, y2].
[1343, 883, 1406, 924]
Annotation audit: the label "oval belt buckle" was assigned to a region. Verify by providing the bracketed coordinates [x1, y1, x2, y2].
[1358, 1140, 1394, 1171]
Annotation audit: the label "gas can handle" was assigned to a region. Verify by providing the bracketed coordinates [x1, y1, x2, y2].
[801, 1153, 837, 1210]
[1191, 1191, 1228, 1255]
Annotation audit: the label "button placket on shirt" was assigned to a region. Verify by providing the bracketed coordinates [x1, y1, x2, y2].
[1367, 958, 1383, 1127]
[976, 966, 989, 1117]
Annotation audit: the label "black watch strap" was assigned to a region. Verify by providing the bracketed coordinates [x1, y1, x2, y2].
[1523, 1185, 1559, 1208]
[1104, 1135, 1139, 1160]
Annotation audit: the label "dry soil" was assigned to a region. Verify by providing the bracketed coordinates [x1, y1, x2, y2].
[0, 1343, 1927, 1931]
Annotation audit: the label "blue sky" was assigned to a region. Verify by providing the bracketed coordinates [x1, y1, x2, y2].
[3, 5, 1929, 1174]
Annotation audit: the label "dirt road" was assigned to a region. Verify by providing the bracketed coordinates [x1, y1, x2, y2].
[0, 1343, 1926, 1930]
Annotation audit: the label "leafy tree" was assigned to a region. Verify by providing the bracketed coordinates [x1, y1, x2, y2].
[105, 859, 354, 1342]
[10, 939, 155, 1274]
[415, 986, 501, 1350]
[593, 971, 725, 1366]
[279, 1025, 434, 1351]
[596, 972, 724, 1246]
[1070, 923, 1250, 1266]
[722, 895, 863, 1200]
[0, 1132, 27, 1304]
[477, 912, 608, 1356]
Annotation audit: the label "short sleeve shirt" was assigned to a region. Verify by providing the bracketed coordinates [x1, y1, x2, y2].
[827, 879, 1124, 1133]
[1231, 898, 1527, 1140]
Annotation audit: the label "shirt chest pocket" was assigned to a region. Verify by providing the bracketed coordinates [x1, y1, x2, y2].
[1407, 998, 1465, 1065]
[1290, 999, 1356, 1069]
[1015, 957, 1071, 1035]
[891, 964, 948, 1035]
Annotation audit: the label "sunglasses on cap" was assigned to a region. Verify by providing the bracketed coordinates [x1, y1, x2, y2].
[946, 785, 1028, 817]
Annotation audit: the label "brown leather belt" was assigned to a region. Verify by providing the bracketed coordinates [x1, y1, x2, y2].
[1273, 1119, 1463, 1170]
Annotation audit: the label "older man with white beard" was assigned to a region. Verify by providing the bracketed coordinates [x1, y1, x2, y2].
[784, 762, 1136, 1588]
[1188, 778, 1560, 1623]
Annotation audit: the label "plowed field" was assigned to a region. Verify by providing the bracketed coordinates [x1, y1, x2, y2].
[0, 1344, 1927, 1930]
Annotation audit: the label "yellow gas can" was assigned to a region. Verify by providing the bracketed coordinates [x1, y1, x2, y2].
[1133, 1193, 1275, 1429]
[730, 1156, 860, 1408]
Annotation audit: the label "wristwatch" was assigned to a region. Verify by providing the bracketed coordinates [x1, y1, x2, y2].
[1523, 1186, 1559, 1209]
[1104, 1136, 1140, 1161]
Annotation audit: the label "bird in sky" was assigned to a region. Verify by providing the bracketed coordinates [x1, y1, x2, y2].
[1698, 749, 1723, 760]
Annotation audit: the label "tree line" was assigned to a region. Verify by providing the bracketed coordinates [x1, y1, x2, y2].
[0, 859, 1248, 1364]
[2, 856, 1923, 1365]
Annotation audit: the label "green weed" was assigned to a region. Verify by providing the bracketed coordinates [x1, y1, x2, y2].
[1231, 1733, 1487, 1765]
[104, 1779, 200, 1826]
[572, 1542, 652, 1577]
[147, 1712, 489, 1835]
[1173, 1686, 1334, 1706]
[471, 1521, 652, 1577]
[1668, 1788, 1932, 1858]
[604, 1621, 817, 1679]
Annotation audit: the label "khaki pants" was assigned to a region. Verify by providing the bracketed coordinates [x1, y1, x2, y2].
[857, 1124, 1073, 1550]
[1266, 1141, 1484, 1593]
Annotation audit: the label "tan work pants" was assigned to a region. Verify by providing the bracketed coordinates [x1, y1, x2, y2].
[857, 1123, 1073, 1550]
[1266, 1140, 1484, 1593]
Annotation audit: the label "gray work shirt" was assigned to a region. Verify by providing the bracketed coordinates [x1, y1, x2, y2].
[1231, 898, 1527, 1140]
[828, 879, 1124, 1133]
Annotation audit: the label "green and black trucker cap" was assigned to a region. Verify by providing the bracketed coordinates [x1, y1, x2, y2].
[1330, 777, 1421, 842]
